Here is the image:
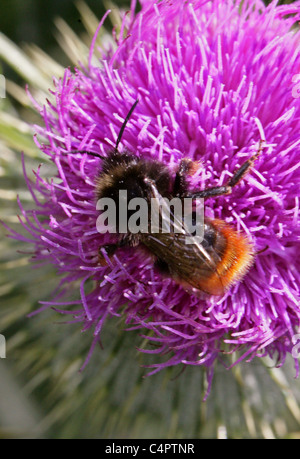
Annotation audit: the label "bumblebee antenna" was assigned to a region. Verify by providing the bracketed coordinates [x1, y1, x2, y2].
[62, 99, 138, 159]
[115, 98, 139, 151]
[67, 149, 104, 159]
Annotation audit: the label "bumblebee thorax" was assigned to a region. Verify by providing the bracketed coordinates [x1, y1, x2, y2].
[95, 151, 171, 201]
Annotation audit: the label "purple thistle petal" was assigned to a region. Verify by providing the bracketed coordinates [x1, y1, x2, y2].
[8, 0, 300, 391]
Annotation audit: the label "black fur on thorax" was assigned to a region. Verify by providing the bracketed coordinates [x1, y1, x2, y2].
[96, 150, 172, 201]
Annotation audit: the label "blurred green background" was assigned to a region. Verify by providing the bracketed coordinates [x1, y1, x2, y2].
[0, 0, 296, 53]
[0, 0, 128, 89]
[0, 0, 300, 439]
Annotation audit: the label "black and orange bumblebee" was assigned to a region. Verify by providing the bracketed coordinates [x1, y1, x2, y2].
[73, 100, 265, 296]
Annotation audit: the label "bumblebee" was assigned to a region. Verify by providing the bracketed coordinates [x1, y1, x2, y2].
[75, 100, 265, 295]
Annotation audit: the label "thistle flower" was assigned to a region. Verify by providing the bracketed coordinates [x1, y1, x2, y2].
[9, 0, 300, 389]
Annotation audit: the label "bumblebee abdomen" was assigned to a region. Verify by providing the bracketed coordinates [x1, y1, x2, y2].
[195, 220, 254, 295]
[141, 219, 254, 296]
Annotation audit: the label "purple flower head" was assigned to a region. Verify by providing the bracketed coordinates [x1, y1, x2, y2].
[12, 0, 300, 385]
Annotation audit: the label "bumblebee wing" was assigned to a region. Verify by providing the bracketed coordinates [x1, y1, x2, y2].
[143, 179, 225, 294]
[143, 232, 224, 294]
[145, 178, 217, 270]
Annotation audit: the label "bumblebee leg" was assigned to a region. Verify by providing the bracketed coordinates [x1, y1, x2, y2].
[187, 185, 232, 199]
[154, 258, 170, 275]
[255, 245, 269, 255]
[227, 138, 265, 188]
[186, 139, 265, 199]
[173, 158, 201, 195]
[98, 236, 134, 265]
[173, 158, 190, 195]
[98, 243, 120, 265]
